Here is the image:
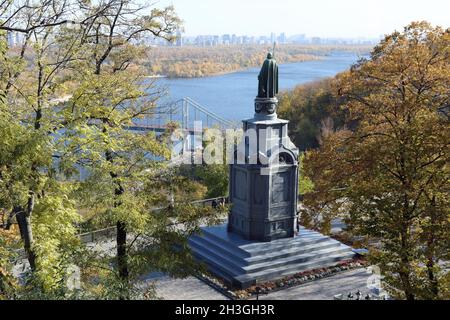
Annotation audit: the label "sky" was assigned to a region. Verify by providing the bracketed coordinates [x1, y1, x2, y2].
[153, 0, 449, 38]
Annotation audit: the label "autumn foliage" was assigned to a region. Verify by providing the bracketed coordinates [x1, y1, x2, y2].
[299, 22, 449, 300]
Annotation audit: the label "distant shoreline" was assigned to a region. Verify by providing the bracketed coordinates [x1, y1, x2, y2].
[144, 75, 167, 79]
[148, 55, 323, 79]
[144, 44, 372, 80]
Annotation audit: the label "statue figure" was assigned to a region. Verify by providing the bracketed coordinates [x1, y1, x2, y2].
[257, 52, 278, 98]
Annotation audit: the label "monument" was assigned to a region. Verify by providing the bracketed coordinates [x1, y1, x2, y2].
[228, 52, 298, 241]
[189, 52, 355, 289]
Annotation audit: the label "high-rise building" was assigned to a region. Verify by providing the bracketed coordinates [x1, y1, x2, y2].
[289, 34, 306, 44]
[15, 32, 22, 46]
[278, 32, 287, 44]
[258, 36, 269, 45]
[7, 31, 15, 47]
[222, 34, 231, 45]
[213, 35, 220, 46]
[311, 37, 322, 45]
[231, 34, 237, 44]
[175, 30, 183, 46]
[270, 32, 276, 44]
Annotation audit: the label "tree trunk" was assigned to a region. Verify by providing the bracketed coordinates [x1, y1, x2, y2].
[426, 195, 439, 298]
[116, 193, 128, 300]
[399, 270, 415, 300]
[399, 229, 415, 300]
[116, 220, 128, 282]
[426, 258, 439, 298]
[4, 210, 14, 230]
[106, 147, 129, 299]
[15, 205, 36, 271]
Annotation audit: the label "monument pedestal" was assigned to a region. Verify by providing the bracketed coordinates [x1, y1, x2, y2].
[228, 116, 299, 242]
[190, 223, 355, 289]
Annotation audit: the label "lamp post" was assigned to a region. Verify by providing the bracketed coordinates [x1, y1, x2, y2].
[255, 286, 261, 301]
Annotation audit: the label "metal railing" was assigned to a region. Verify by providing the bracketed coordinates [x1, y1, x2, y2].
[78, 196, 228, 244]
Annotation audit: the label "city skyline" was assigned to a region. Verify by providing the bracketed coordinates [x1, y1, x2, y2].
[156, 0, 449, 38]
[171, 32, 378, 47]
[141, 31, 379, 48]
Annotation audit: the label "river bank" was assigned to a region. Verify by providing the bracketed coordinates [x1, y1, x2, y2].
[166, 55, 321, 79]
[145, 44, 371, 79]
[149, 54, 320, 79]
[155, 51, 363, 121]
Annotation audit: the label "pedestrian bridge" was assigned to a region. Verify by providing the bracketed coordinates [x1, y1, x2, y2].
[128, 97, 237, 158]
[128, 97, 236, 133]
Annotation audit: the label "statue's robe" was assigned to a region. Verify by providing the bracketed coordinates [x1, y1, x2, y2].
[258, 58, 278, 98]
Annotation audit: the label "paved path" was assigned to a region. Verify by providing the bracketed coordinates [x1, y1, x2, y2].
[256, 268, 375, 300]
[140, 273, 230, 300]
[141, 268, 382, 300]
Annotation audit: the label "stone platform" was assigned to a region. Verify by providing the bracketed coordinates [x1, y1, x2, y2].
[189, 223, 355, 289]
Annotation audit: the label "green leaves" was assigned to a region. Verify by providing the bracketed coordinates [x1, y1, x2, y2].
[31, 190, 81, 292]
[278, 78, 346, 151]
[0, 1, 220, 300]
[298, 153, 314, 195]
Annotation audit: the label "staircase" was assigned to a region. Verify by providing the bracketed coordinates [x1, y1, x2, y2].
[189, 224, 355, 289]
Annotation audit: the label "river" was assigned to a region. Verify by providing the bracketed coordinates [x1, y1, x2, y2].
[155, 51, 363, 121]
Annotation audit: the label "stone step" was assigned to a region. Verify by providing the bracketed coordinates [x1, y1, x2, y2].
[191, 235, 353, 277]
[263, 251, 356, 281]
[235, 251, 356, 287]
[238, 228, 323, 251]
[196, 228, 251, 258]
[189, 237, 246, 272]
[200, 264, 236, 287]
[193, 243, 355, 289]
[190, 235, 345, 276]
[244, 239, 342, 265]
[189, 235, 248, 261]
[242, 245, 352, 274]
[189, 224, 357, 289]
[191, 247, 243, 278]
[190, 234, 343, 269]
[243, 235, 331, 256]
[200, 227, 331, 257]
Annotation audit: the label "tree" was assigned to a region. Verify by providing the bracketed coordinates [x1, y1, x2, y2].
[278, 78, 349, 151]
[0, 31, 18, 300]
[0, 227, 18, 299]
[298, 153, 314, 196]
[194, 127, 230, 199]
[195, 164, 229, 199]
[57, 0, 181, 299]
[302, 22, 449, 300]
[0, 1, 102, 293]
[49, 1, 221, 299]
[1, 0, 216, 299]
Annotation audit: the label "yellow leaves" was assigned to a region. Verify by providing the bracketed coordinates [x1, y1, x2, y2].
[0, 227, 20, 297]
[33, 193, 80, 241]
[29, 190, 81, 293]
[110, 194, 149, 234]
[339, 24, 449, 126]
[300, 21, 450, 300]
[68, 71, 147, 125]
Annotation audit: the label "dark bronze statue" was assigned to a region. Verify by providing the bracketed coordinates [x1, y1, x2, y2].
[257, 52, 278, 98]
